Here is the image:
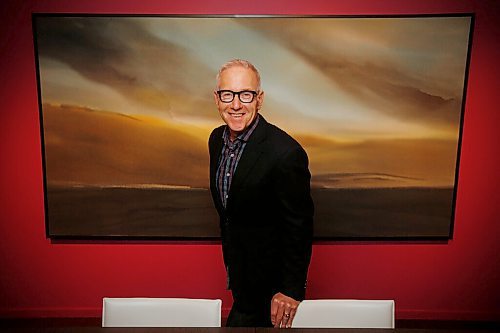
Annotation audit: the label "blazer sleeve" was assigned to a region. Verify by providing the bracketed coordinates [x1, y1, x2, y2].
[273, 145, 314, 301]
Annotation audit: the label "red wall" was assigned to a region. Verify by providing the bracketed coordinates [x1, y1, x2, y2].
[1, 0, 499, 321]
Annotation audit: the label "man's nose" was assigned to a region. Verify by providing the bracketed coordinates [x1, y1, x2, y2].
[231, 95, 242, 109]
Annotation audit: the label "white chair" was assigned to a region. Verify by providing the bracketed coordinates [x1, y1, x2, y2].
[102, 297, 222, 327]
[292, 299, 395, 328]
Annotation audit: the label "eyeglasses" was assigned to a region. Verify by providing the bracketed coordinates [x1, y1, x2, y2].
[217, 90, 258, 103]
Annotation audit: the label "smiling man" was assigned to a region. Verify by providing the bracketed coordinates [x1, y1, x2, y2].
[209, 59, 314, 328]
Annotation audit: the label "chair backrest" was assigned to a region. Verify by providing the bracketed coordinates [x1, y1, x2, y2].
[292, 299, 395, 328]
[102, 297, 222, 327]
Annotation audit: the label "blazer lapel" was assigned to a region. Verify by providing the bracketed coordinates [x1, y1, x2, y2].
[228, 117, 267, 195]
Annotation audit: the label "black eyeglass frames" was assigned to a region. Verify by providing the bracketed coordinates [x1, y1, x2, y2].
[217, 90, 258, 103]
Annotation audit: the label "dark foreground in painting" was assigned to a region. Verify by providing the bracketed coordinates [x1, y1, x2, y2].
[46, 186, 454, 239]
[47, 186, 220, 238]
[313, 187, 453, 239]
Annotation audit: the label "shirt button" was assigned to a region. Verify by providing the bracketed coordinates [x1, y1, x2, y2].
[230, 153, 235, 158]
[225, 195, 229, 199]
[226, 173, 230, 177]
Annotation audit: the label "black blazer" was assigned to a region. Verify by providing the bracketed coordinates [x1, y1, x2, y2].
[209, 116, 314, 304]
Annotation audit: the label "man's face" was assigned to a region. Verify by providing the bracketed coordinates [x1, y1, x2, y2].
[214, 66, 264, 140]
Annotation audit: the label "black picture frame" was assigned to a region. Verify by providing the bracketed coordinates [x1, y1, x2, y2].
[32, 14, 474, 240]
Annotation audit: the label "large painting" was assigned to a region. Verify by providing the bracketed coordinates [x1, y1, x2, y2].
[33, 15, 473, 239]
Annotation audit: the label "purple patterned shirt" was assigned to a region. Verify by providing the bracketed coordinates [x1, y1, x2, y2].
[216, 115, 260, 208]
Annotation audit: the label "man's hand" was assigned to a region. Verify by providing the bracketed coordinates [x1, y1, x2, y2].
[270, 292, 300, 328]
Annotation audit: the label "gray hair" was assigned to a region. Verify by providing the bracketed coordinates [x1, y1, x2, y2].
[216, 59, 261, 91]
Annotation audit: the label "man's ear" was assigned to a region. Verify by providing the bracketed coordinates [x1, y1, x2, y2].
[257, 90, 265, 110]
[213, 91, 220, 106]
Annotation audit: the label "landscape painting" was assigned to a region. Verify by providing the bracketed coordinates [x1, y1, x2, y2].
[33, 15, 472, 239]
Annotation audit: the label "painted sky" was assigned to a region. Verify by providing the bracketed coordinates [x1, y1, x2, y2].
[35, 16, 471, 187]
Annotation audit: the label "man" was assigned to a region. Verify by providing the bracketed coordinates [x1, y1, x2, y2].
[209, 59, 314, 328]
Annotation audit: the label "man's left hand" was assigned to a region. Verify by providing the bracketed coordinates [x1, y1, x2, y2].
[270, 292, 300, 328]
